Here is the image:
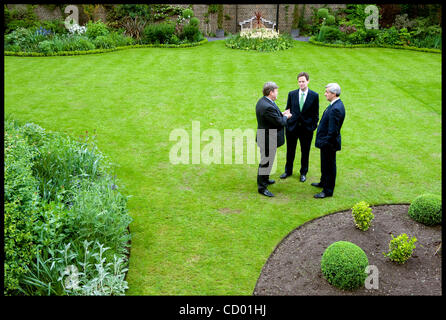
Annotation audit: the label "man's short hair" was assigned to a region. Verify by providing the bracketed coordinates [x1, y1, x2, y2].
[325, 83, 341, 97]
[263, 81, 278, 96]
[297, 72, 309, 81]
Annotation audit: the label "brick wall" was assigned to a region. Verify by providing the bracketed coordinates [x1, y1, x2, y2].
[7, 4, 346, 34]
[192, 4, 346, 35]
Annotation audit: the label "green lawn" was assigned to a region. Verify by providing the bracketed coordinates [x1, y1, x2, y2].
[4, 40, 441, 295]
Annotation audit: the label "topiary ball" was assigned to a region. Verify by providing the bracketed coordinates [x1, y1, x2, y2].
[408, 194, 442, 226]
[320, 241, 369, 290]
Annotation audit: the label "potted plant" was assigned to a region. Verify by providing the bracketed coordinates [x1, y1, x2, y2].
[291, 4, 300, 37]
[216, 4, 224, 37]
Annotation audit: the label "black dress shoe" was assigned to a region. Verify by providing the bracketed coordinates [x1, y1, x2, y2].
[311, 182, 323, 188]
[314, 192, 332, 199]
[300, 175, 306, 182]
[259, 189, 274, 197]
[267, 179, 275, 185]
[280, 172, 292, 179]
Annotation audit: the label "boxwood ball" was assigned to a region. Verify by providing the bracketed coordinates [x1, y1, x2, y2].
[320, 241, 369, 290]
[408, 194, 442, 226]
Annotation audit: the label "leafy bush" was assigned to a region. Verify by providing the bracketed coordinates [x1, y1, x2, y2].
[4, 121, 40, 295]
[320, 241, 369, 290]
[317, 8, 329, 20]
[143, 22, 176, 44]
[182, 8, 194, 19]
[351, 201, 374, 231]
[5, 120, 132, 295]
[408, 194, 442, 225]
[4, 4, 39, 34]
[93, 35, 116, 49]
[347, 29, 367, 44]
[375, 27, 400, 46]
[85, 19, 109, 39]
[383, 233, 417, 264]
[36, 19, 68, 35]
[326, 15, 336, 25]
[317, 26, 344, 43]
[180, 22, 203, 43]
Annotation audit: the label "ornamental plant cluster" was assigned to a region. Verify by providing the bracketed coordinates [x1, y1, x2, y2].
[225, 28, 294, 52]
[320, 195, 440, 291]
[4, 119, 132, 295]
[4, 5, 204, 55]
[311, 4, 441, 50]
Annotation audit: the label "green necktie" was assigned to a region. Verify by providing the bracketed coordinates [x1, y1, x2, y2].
[299, 92, 305, 111]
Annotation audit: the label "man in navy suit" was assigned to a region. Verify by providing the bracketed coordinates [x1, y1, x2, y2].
[312, 83, 346, 198]
[280, 72, 319, 183]
[256, 82, 292, 197]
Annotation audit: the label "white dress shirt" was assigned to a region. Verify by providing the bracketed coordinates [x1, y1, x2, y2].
[299, 88, 308, 105]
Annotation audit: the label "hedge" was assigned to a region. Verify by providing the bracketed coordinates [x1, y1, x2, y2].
[4, 38, 208, 57]
[308, 37, 441, 54]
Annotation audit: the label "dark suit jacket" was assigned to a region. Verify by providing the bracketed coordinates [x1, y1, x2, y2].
[286, 89, 319, 132]
[315, 98, 345, 151]
[256, 96, 288, 150]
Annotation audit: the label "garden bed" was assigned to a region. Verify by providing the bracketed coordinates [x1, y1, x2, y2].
[253, 204, 441, 295]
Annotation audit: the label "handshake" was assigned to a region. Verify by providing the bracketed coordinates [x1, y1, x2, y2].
[282, 109, 292, 119]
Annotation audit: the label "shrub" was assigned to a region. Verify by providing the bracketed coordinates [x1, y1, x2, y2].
[143, 22, 176, 44]
[320, 26, 344, 43]
[375, 27, 400, 46]
[317, 8, 329, 20]
[180, 23, 203, 43]
[85, 19, 109, 39]
[347, 29, 367, 44]
[5, 120, 132, 295]
[190, 17, 200, 28]
[408, 194, 442, 225]
[37, 39, 55, 54]
[326, 14, 336, 25]
[320, 241, 369, 290]
[383, 233, 417, 264]
[4, 4, 39, 34]
[4, 120, 40, 295]
[351, 201, 374, 231]
[93, 35, 116, 49]
[182, 8, 194, 19]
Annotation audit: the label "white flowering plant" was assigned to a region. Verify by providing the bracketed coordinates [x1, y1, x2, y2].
[240, 27, 280, 39]
[67, 22, 87, 35]
[226, 27, 294, 52]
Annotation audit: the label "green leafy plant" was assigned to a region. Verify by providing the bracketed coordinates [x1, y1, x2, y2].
[4, 121, 40, 295]
[408, 193, 442, 225]
[143, 21, 176, 44]
[383, 233, 417, 264]
[217, 4, 224, 30]
[320, 241, 369, 290]
[351, 201, 374, 231]
[85, 19, 109, 39]
[292, 5, 300, 29]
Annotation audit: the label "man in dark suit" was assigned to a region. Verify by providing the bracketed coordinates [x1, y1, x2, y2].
[280, 72, 319, 183]
[312, 83, 346, 198]
[256, 82, 292, 197]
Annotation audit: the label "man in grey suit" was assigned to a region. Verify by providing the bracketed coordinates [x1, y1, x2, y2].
[256, 82, 292, 197]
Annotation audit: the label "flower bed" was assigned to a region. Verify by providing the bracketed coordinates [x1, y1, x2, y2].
[225, 28, 294, 52]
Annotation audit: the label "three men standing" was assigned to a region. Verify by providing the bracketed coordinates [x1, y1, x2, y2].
[255, 76, 345, 199]
[280, 72, 319, 183]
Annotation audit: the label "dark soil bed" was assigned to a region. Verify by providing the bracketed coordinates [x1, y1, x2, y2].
[253, 204, 442, 295]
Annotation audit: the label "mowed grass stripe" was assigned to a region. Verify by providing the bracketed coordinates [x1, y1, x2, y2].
[4, 40, 441, 295]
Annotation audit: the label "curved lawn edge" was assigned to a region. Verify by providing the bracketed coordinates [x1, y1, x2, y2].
[4, 38, 208, 57]
[308, 37, 441, 54]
